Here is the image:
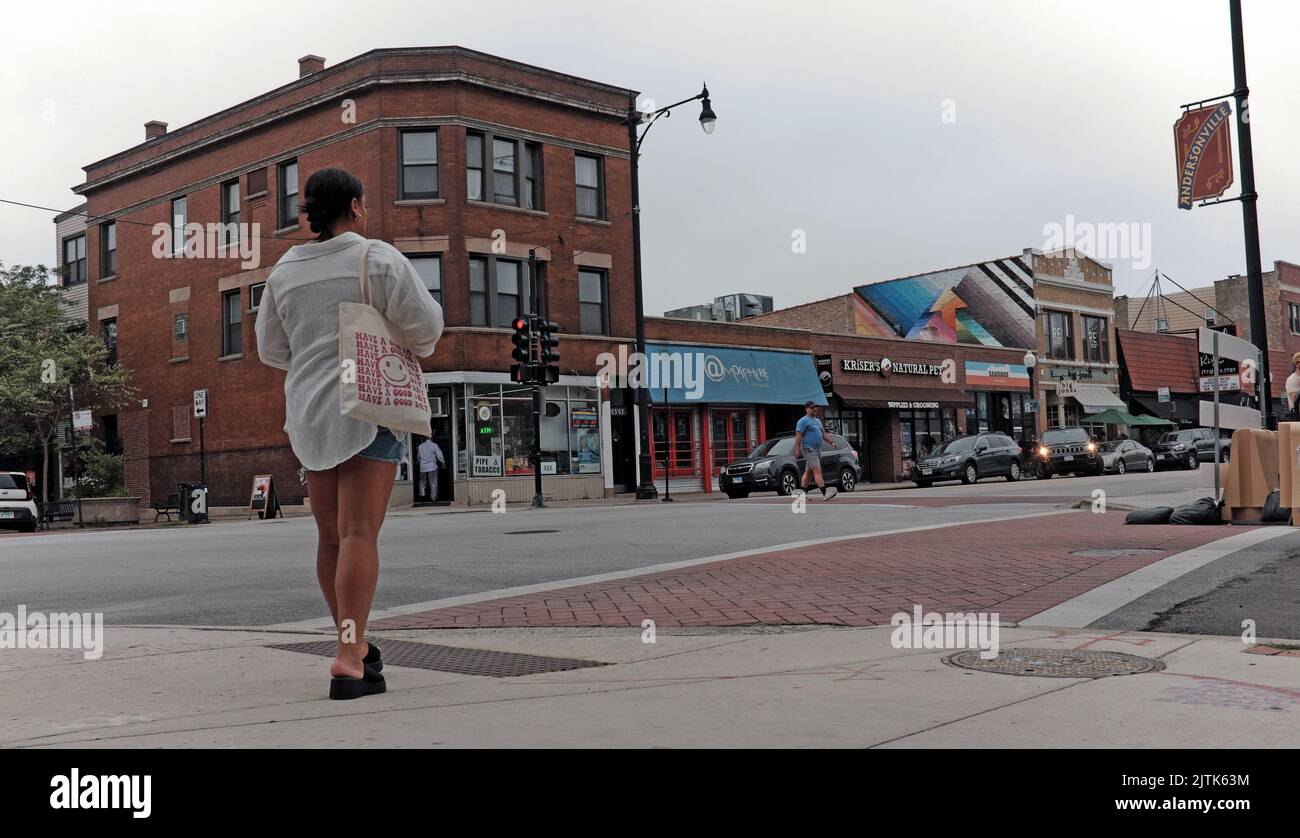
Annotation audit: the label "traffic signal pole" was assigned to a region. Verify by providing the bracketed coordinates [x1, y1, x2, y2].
[529, 249, 545, 508]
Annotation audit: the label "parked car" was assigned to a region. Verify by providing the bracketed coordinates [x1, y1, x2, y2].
[1032, 427, 1103, 478]
[0, 472, 39, 533]
[911, 433, 1024, 487]
[1098, 439, 1155, 475]
[1151, 427, 1230, 470]
[718, 433, 861, 498]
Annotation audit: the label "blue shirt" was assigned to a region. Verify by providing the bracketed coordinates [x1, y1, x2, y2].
[796, 415, 823, 450]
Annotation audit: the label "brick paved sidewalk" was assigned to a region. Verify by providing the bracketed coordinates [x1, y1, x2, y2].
[372, 512, 1237, 631]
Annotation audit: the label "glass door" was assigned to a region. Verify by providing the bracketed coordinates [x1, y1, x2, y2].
[652, 408, 696, 478]
[711, 409, 750, 471]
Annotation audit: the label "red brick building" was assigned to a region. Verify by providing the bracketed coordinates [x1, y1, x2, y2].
[72, 47, 642, 508]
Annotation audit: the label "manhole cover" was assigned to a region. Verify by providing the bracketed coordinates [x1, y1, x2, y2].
[943, 648, 1164, 678]
[268, 639, 609, 677]
[1071, 548, 1163, 558]
[504, 529, 559, 535]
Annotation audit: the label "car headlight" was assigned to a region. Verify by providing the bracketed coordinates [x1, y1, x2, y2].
[1085, 442, 1097, 453]
[1172, 443, 1186, 451]
[941, 456, 959, 465]
[1038, 446, 1050, 457]
[754, 459, 774, 470]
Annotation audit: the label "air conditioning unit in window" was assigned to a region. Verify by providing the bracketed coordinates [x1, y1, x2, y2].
[430, 396, 446, 417]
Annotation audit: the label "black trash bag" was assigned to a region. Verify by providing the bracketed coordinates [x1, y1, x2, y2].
[1125, 506, 1174, 525]
[1261, 489, 1292, 524]
[1168, 497, 1224, 525]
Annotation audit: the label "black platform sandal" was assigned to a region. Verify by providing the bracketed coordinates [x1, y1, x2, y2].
[329, 663, 386, 700]
[363, 641, 382, 672]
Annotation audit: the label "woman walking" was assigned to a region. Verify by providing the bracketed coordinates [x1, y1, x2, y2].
[255, 168, 443, 699]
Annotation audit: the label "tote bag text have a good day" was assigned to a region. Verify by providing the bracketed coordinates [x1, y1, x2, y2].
[338, 240, 432, 437]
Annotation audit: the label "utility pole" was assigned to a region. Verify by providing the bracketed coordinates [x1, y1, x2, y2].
[1230, 0, 1273, 425]
[66, 384, 85, 528]
[529, 249, 545, 509]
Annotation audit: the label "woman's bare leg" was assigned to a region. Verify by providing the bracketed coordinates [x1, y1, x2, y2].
[330, 454, 396, 678]
[305, 469, 341, 627]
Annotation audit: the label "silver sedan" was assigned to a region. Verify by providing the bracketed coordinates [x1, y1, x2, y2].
[1098, 439, 1155, 475]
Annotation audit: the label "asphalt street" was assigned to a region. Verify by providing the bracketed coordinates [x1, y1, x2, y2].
[0, 466, 1241, 628]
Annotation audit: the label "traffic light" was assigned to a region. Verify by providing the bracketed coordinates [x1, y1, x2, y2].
[510, 317, 533, 383]
[538, 320, 560, 384]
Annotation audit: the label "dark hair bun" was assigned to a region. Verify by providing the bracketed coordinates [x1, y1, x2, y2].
[300, 167, 365, 239]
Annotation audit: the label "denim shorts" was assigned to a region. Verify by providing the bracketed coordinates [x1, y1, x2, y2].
[357, 426, 406, 465]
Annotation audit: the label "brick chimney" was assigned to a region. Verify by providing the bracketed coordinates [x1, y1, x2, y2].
[298, 54, 325, 77]
[144, 120, 168, 139]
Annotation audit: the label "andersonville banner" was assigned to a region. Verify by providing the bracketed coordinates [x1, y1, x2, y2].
[1174, 102, 1234, 210]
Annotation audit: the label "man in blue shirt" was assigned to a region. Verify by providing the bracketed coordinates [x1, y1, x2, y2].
[795, 401, 836, 500]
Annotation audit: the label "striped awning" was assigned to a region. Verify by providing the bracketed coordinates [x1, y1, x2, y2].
[1067, 383, 1126, 411]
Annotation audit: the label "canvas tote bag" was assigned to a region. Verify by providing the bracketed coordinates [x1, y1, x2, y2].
[338, 239, 432, 437]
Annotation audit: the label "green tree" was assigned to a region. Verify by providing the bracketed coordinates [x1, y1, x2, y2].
[0, 263, 134, 503]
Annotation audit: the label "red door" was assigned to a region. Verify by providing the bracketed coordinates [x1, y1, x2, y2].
[652, 408, 696, 478]
[711, 409, 750, 471]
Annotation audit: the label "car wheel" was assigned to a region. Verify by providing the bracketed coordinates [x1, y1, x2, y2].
[1006, 461, 1021, 482]
[1037, 464, 1051, 479]
[1146, 457, 1155, 473]
[723, 490, 749, 500]
[1117, 459, 1126, 475]
[1220, 448, 1230, 463]
[839, 467, 857, 493]
[961, 462, 978, 485]
[777, 469, 800, 496]
[1186, 454, 1199, 470]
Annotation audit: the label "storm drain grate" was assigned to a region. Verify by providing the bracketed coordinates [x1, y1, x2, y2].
[1071, 548, 1163, 558]
[267, 639, 610, 677]
[943, 647, 1165, 678]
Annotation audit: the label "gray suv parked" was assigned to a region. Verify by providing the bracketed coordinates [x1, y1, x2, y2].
[719, 433, 862, 498]
[911, 433, 1024, 487]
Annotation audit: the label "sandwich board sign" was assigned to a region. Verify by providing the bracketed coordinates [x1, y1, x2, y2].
[248, 474, 282, 520]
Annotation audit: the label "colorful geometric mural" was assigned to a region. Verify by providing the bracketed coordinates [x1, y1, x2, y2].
[853, 257, 1037, 348]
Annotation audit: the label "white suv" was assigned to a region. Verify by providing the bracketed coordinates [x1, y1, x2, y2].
[0, 472, 39, 533]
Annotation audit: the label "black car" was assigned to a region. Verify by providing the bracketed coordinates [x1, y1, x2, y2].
[1098, 439, 1155, 475]
[718, 433, 861, 498]
[1151, 427, 1231, 470]
[1032, 427, 1103, 478]
[911, 433, 1024, 487]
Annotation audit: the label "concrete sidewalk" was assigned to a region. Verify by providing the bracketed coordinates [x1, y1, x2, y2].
[5, 622, 1300, 748]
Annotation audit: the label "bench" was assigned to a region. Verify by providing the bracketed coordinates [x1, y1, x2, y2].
[40, 500, 75, 529]
[151, 494, 180, 521]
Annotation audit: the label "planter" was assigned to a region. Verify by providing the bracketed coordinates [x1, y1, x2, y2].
[73, 496, 141, 525]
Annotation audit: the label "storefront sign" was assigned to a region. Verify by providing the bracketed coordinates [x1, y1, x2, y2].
[814, 354, 834, 393]
[1198, 352, 1240, 379]
[571, 409, 598, 429]
[473, 455, 502, 476]
[841, 357, 942, 377]
[964, 361, 1031, 391]
[1199, 375, 1241, 393]
[645, 343, 825, 406]
[887, 401, 940, 409]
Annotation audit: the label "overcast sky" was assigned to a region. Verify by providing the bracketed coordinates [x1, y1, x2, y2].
[4, 0, 1299, 315]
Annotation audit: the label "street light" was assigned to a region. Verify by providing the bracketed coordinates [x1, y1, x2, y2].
[627, 84, 717, 500]
[1023, 350, 1038, 440]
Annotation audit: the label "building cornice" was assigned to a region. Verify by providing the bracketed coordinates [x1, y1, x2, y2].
[76, 56, 636, 195]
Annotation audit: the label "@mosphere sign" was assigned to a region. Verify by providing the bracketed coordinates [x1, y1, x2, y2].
[1174, 102, 1234, 210]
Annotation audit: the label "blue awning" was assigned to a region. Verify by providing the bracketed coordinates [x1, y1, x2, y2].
[645, 343, 827, 406]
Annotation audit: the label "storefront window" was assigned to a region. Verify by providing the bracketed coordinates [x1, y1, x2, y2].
[470, 385, 503, 477]
[502, 387, 534, 474]
[464, 384, 602, 478]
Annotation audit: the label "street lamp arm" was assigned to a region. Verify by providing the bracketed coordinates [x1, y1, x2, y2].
[630, 85, 712, 156]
